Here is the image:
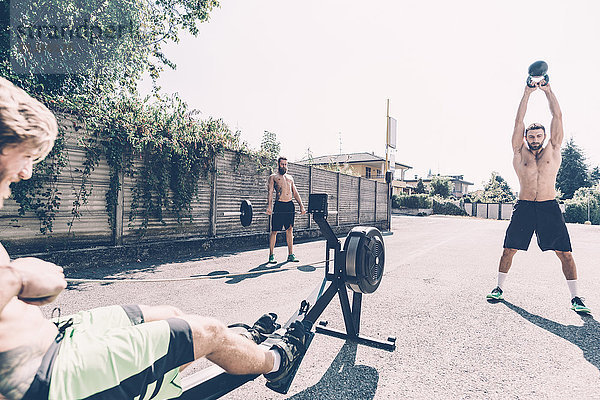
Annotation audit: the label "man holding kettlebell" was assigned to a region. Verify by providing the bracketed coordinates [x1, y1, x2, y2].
[486, 69, 590, 314]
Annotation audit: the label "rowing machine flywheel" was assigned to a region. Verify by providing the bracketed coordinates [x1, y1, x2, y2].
[343, 226, 385, 294]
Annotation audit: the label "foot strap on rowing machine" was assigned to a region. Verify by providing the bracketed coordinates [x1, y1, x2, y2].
[229, 313, 281, 344]
[265, 320, 314, 394]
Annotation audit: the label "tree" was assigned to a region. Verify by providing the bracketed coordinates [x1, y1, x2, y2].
[260, 130, 281, 161]
[414, 178, 427, 194]
[2, 0, 219, 99]
[304, 147, 314, 164]
[556, 138, 590, 199]
[430, 176, 453, 198]
[481, 172, 515, 203]
[589, 166, 600, 186]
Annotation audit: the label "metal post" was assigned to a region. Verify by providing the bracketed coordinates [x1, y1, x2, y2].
[336, 172, 340, 227]
[387, 180, 392, 231]
[357, 178, 362, 224]
[374, 181, 377, 223]
[587, 189, 591, 223]
[209, 157, 218, 237]
[113, 168, 124, 246]
[308, 166, 312, 229]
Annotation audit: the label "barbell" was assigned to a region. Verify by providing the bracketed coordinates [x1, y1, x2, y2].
[219, 200, 338, 227]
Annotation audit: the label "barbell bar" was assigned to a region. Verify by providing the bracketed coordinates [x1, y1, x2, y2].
[219, 199, 338, 227]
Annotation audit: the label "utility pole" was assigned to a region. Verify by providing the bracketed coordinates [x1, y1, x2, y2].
[385, 99, 391, 231]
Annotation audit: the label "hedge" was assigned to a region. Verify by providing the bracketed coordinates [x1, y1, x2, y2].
[392, 194, 432, 209]
[432, 197, 467, 216]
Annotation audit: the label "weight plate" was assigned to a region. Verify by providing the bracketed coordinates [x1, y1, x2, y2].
[240, 200, 253, 227]
[343, 226, 385, 294]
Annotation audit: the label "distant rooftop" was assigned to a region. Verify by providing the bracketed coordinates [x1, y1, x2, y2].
[405, 175, 474, 185]
[298, 152, 412, 170]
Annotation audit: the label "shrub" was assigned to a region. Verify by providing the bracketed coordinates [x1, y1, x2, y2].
[392, 194, 432, 209]
[432, 196, 467, 216]
[430, 176, 453, 198]
[564, 196, 600, 224]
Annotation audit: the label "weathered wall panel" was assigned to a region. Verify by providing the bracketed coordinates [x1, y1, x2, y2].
[339, 174, 360, 226]
[360, 179, 376, 224]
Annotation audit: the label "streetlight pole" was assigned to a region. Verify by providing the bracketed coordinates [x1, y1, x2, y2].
[585, 188, 592, 225]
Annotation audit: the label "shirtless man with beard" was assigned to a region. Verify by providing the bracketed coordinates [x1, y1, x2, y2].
[486, 78, 590, 314]
[266, 157, 306, 264]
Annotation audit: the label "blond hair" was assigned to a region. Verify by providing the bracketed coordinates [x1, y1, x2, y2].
[0, 77, 58, 162]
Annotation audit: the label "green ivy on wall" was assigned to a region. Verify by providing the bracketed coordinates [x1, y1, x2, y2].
[10, 93, 246, 236]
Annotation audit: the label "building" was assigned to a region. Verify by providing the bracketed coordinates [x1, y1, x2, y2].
[297, 152, 412, 196]
[404, 174, 474, 198]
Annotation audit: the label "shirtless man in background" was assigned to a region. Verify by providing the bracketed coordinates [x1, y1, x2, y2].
[266, 157, 306, 264]
[486, 78, 590, 313]
[0, 78, 306, 400]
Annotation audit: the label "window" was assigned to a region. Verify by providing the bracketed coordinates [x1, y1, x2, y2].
[365, 167, 371, 178]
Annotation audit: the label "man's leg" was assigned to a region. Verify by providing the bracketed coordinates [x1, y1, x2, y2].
[179, 315, 274, 375]
[269, 231, 277, 255]
[139, 305, 184, 322]
[269, 231, 278, 263]
[554, 251, 577, 280]
[286, 226, 293, 256]
[487, 248, 518, 300]
[140, 306, 281, 372]
[555, 251, 590, 312]
[499, 248, 518, 274]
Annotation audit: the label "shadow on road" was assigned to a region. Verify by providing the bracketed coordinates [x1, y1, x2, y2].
[502, 300, 600, 373]
[65, 260, 322, 291]
[220, 262, 320, 284]
[288, 342, 379, 400]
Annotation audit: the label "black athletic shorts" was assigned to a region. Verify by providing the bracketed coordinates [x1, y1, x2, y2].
[271, 200, 294, 231]
[503, 199, 572, 252]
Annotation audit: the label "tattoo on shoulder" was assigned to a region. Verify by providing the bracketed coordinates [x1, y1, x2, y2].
[0, 345, 44, 400]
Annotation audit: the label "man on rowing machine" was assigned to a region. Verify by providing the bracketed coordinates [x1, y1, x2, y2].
[486, 76, 590, 314]
[266, 156, 306, 264]
[0, 77, 307, 400]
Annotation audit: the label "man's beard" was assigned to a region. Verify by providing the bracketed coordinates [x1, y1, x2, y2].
[528, 142, 542, 150]
[278, 167, 287, 175]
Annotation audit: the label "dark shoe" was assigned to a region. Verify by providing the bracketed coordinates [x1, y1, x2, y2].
[571, 297, 591, 314]
[486, 286, 503, 300]
[268, 254, 277, 264]
[287, 254, 299, 262]
[265, 321, 308, 385]
[240, 313, 280, 344]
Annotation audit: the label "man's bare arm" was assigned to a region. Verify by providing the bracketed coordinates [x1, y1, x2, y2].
[7, 258, 66, 306]
[291, 179, 305, 214]
[0, 266, 22, 314]
[513, 85, 536, 152]
[266, 176, 274, 215]
[540, 83, 564, 148]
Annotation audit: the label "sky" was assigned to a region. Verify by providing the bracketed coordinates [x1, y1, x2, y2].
[139, 0, 600, 191]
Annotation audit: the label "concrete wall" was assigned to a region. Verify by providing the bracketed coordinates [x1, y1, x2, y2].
[464, 202, 566, 220]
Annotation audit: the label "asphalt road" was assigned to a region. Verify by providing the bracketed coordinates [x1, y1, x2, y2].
[44, 215, 600, 399]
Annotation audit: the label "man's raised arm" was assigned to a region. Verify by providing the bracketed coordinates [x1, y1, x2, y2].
[513, 85, 537, 152]
[540, 82, 564, 148]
